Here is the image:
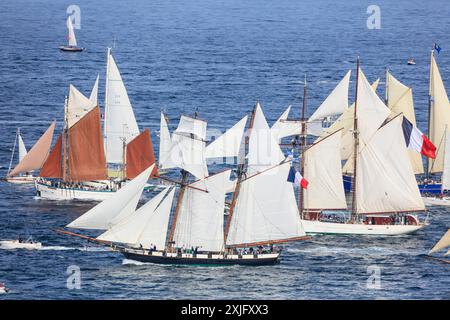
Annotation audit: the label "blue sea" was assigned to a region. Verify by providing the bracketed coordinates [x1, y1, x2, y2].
[0, 0, 449, 299]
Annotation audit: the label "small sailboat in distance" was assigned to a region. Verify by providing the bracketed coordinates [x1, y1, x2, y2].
[59, 16, 83, 52]
[407, 57, 416, 65]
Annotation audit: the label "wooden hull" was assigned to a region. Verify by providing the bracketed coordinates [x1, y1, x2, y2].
[119, 248, 280, 266]
[59, 46, 83, 52]
[35, 181, 116, 201]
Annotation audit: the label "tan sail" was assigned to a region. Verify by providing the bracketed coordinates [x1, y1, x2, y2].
[429, 229, 450, 255]
[40, 133, 63, 178]
[126, 128, 158, 179]
[8, 122, 56, 177]
[68, 106, 107, 181]
[428, 52, 450, 174]
[386, 71, 424, 174]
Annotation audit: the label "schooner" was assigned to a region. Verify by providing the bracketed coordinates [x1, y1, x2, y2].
[59, 104, 309, 265]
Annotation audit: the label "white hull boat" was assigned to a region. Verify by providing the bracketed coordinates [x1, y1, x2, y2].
[0, 240, 42, 250]
[0, 284, 9, 294]
[35, 181, 116, 201]
[6, 175, 36, 184]
[301, 215, 426, 236]
[423, 196, 450, 207]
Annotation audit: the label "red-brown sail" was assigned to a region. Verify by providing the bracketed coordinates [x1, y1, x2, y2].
[68, 106, 107, 181]
[40, 133, 63, 178]
[126, 128, 158, 179]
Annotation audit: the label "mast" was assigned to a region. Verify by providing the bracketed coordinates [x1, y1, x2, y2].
[63, 95, 69, 182]
[427, 49, 434, 180]
[351, 57, 360, 217]
[224, 103, 257, 246]
[7, 128, 19, 176]
[299, 75, 307, 218]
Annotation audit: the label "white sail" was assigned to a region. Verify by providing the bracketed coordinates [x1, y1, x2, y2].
[158, 112, 172, 168]
[428, 52, 450, 174]
[355, 116, 424, 214]
[104, 49, 140, 164]
[66, 16, 77, 47]
[226, 161, 306, 246]
[67, 165, 154, 230]
[386, 71, 423, 174]
[320, 78, 381, 161]
[248, 103, 285, 175]
[18, 133, 27, 162]
[174, 115, 207, 140]
[442, 130, 450, 191]
[89, 75, 99, 106]
[429, 229, 450, 255]
[205, 116, 247, 158]
[304, 131, 347, 210]
[66, 84, 96, 128]
[97, 187, 175, 250]
[308, 70, 351, 122]
[173, 170, 231, 252]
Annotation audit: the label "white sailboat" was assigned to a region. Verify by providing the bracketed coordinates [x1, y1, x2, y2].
[300, 60, 427, 236]
[60, 106, 309, 265]
[6, 124, 56, 184]
[59, 16, 83, 52]
[427, 229, 450, 264]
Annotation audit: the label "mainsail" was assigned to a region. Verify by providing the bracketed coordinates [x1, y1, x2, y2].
[386, 71, 424, 174]
[67, 165, 154, 230]
[441, 131, 450, 191]
[173, 170, 231, 252]
[205, 116, 247, 158]
[158, 112, 172, 169]
[97, 187, 175, 250]
[40, 133, 63, 178]
[18, 132, 27, 163]
[125, 128, 158, 179]
[428, 52, 450, 174]
[8, 122, 56, 177]
[303, 131, 347, 210]
[104, 49, 140, 164]
[66, 16, 77, 47]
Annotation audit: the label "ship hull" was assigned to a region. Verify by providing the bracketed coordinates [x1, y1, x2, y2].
[120, 248, 280, 266]
[6, 175, 36, 184]
[301, 219, 425, 235]
[35, 181, 116, 201]
[59, 46, 83, 52]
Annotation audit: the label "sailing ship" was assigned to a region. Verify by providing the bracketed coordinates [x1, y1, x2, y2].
[59, 16, 83, 52]
[297, 59, 427, 235]
[6, 124, 56, 184]
[59, 105, 309, 265]
[36, 50, 157, 200]
[427, 229, 450, 264]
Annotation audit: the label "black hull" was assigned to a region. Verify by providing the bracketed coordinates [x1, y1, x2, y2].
[122, 251, 280, 266]
[59, 46, 83, 52]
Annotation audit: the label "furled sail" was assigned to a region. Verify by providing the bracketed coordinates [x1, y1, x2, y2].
[428, 52, 450, 174]
[303, 131, 347, 210]
[308, 70, 351, 122]
[97, 187, 175, 250]
[8, 122, 56, 177]
[18, 133, 27, 162]
[158, 112, 172, 169]
[66, 84, 96, 128]
[226, 161, 306, 246]
[386, 71, 423, 174]
[68, 106, 107, 181]
[355, 116, 425, 214]
[66, 16, 77, 47]
[248, 103, 285, 175]
[89, 75, 99, 106]
[67, 165, 154, 230]
[126, 128, 158, 179]
[104, 49, 140, 164]
[173, 170, 231, 252]
[160, 116, 208, 179]
[429, 229, 450, 255]
[40, 133, 63, 178]
[205, 116, 247, 158]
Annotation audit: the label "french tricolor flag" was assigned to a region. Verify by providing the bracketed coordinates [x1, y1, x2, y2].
[287, 166, 308, 189]
[402, 117, 436, 159]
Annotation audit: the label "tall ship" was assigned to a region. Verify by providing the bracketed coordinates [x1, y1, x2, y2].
[59, 105, 309, 265]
